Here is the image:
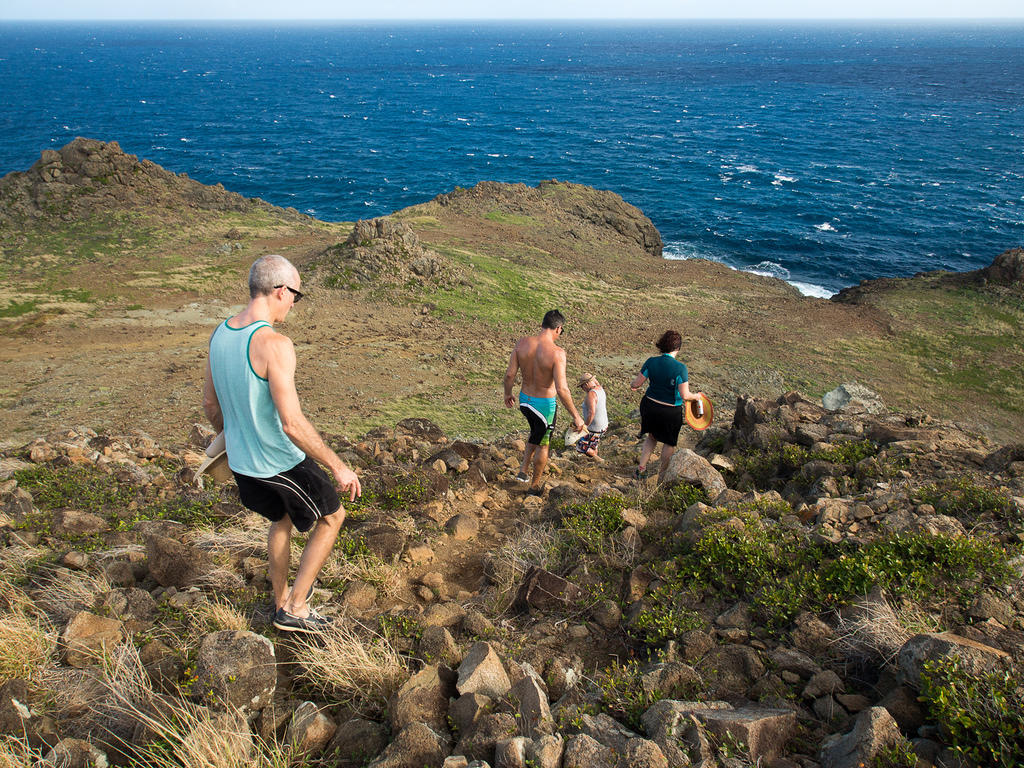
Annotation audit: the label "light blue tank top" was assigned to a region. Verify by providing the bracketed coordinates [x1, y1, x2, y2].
[209, 320, 305, 478]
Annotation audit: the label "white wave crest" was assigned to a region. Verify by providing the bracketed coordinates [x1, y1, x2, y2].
[745, 260, 790, 280]
[815, 222, 837, 232]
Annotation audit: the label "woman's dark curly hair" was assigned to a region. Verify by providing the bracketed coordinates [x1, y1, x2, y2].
[655, 330, 682, 353]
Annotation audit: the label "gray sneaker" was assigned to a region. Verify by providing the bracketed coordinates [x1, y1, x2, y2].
[273, 607, 332, 634]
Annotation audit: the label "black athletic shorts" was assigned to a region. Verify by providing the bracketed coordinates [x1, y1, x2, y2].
[233, 457, 340, 533]
[639, 396, 684, 447]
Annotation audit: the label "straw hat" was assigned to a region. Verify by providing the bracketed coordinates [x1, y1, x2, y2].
[685, 394, 714, 431]
[564, 426, 589, 446]
[196, 431, 232, 484]
[578, 372, 596, 387]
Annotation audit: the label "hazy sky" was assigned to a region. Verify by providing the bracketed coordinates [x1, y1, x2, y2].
[3, 0, 1023, 20]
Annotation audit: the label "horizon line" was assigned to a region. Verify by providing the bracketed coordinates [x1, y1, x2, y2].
[3, 16, 1024, 22]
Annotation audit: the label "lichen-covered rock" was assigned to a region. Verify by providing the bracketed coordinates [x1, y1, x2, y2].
[62, 611, 124, 668]
[192, 630, 276, 713]
[897, 632, 1009, 689]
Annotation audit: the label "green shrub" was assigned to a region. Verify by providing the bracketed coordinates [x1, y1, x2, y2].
[14, 464, 136, 513]
[920, 655, 1024, 765]
[595, 659, 669, 731]
[733, 438, 879, 490]
[915, 477, 1021, 530]
[667, 510, 1014, 629]
[558, 495, 627, 556]
[630, 591, 706, 644]
[871, 739, 918, 768]
[348, 472, 432, 512]
[651, 482, 708, 514]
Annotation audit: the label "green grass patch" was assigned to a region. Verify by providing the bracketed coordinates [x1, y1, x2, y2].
[0, 299, 40, 318]
[484, 210, 536, 227]
[14, 464, 136, 514]
[14, 463, 224, 531]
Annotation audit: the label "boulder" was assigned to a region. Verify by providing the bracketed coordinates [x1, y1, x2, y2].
[145, 534, 211, 587]
[62, 611, 124, 668]
[286, 701, 337, 756]
[52, 509, 108, 536]
[562, 733, 616, 768]
[897, 632, 1009, 689]
[822, 383, 885, 414]
[446, 513, 480, 540]
[341, 581, 378, 612]
[367, 722, 451, 768]
[390, 664, 457, 733]
[819, 707, 902, 768]
[512, 566, 581, 613]
[526, 733, 565, 768]
[192, 630, 276, 713]
[495, 736, 528, 768]
[327, 717, 389, 766]
[457, 642, 511, 699]
[454, 711, 517, 762]
[419, 625, 462, 666]
[511, 674, 552, 737]
[662, 449, 727, 498]
[99, 587, 157, 633]
[422, 601, 467, 628]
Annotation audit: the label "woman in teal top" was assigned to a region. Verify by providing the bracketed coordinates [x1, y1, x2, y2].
[629, 329, 704, 480]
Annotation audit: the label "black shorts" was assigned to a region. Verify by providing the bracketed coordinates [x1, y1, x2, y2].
[233, 457, 340, 533]
[640, 396, 684, 447]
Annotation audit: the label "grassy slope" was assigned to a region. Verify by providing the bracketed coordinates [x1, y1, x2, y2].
[1, 183, 1022, 444]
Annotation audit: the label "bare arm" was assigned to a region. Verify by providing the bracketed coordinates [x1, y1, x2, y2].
[630, 372, 647, 391]
[679, 380, 702, 402]
[202, 359, 224, 432]
[582, 389, 597, 427]
[503, 347, 520, 408]
[265, 335, 361, 501]
[553, 349, 585, 431]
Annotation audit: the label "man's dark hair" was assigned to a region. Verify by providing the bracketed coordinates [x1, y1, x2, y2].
[541, 310, 565, 330]
[656, 330, 683, 353]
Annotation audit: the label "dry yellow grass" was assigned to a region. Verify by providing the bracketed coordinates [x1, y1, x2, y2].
[0, 609, 56, 683]
[483, 523, 557, 613]
[0, 735, 39, 768]
[29, 564, 111, 624]
[291, 619, 407, 716]
[835, 593, 941, 665]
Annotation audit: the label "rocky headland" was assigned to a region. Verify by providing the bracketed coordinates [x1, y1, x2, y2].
[1, 139, 1023, 767]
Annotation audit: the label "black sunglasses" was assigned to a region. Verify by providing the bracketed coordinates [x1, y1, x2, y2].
[274, 284, 304, 303]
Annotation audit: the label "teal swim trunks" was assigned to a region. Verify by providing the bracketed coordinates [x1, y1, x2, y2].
[519, 392, 558, 446]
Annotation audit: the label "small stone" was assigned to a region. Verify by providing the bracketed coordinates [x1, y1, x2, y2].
[445, 513, 479, 540]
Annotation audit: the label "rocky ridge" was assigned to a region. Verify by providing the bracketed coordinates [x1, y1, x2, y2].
[2, 387, 1022, 768]
[0, 137, 306, 225]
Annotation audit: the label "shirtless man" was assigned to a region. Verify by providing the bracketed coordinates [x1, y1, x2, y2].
[203, 254, 361, 634]
[503, 310, 586, 495]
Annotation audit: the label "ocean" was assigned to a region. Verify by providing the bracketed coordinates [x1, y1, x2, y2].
[1, 21, 1022, 296]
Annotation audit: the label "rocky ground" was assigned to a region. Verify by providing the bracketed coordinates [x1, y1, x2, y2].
[2, 138, 1023, 768]
[1, 384, 1022, 768]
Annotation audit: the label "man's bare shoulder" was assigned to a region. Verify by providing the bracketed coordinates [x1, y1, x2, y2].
[252, 326, 293, 356]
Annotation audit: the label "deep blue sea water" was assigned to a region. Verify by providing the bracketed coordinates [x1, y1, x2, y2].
[1, 21, 1022, 296]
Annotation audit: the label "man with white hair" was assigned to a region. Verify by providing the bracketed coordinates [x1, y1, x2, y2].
[203, 254, 361, 633]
